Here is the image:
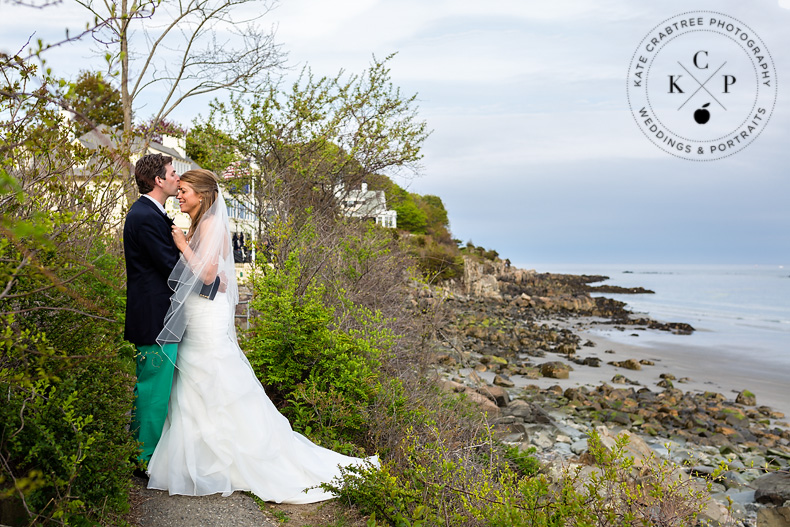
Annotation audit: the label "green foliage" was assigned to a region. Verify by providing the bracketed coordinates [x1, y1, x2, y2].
[186, 122, 239, 174]
[193, 54, 430, 240]
[243, 248, 393, 453]
[64, 70, 123, 135]
[502, 444, 541, 477]
[324, 427, 712, 527]
[461, 241, 500, 262]
[1, 55, 136, 525]
[409, 236, 464, 283]
[363, 175, 461, 282]
[392, 199, 427, 234]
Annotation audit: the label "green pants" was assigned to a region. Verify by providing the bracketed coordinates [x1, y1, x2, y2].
[131, 343, 177, 464]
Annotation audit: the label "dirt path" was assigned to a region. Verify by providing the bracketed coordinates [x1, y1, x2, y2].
[128, 476, 364, 527]
[128, 476, 277, 527]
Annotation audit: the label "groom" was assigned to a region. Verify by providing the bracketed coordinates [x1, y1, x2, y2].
[123, 153, 181, 466]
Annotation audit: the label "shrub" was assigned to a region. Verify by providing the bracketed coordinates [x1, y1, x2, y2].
[0, 249, 137, 526]
[2, 61, 137, 524]
[242, 248, 393, 454]
[324, 426, 716, 527]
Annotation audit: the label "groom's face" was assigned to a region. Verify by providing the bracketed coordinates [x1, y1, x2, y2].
[158, 163, 180, 197]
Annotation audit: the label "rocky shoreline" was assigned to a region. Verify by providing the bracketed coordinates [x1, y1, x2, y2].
[425, 257, 790, 527]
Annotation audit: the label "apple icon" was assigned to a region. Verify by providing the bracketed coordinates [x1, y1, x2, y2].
[694, 103, 711, 124]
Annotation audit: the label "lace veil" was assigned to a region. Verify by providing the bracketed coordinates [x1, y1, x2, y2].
[156, 188, 239, 347]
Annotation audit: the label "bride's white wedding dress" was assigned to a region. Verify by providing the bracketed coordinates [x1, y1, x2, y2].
[147, 270, 377, 503]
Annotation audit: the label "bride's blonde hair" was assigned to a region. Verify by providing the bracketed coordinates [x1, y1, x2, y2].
[179, 169, 220, 239]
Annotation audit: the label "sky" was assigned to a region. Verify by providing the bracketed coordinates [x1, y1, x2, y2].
[2, 0, 790, 267]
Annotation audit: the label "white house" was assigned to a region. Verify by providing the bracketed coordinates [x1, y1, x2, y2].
[337, 183, 397, 229]
[74, 126, 201, 228]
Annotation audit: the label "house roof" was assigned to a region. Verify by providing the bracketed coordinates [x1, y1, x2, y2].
[77, 125, 199, 167]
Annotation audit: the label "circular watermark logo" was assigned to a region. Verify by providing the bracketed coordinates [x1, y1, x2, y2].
[627, 11, 777, 160]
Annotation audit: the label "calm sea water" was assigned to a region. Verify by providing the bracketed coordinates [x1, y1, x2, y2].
[522, 264, 790, 368]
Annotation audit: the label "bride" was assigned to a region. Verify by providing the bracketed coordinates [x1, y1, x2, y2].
[147, 169, 377, 503]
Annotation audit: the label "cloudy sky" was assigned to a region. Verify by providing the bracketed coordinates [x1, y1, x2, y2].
[3, 0, 790, 267]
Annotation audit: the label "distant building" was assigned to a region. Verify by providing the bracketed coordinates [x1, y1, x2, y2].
[337, 183, 397, 228]
[75, 125, 201, 228]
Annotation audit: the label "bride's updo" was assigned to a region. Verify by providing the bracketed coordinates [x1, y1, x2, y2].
[179, 169, 220, 239]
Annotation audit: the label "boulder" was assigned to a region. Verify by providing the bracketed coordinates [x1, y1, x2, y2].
[608, 358, 641, 370]
[735, 389, 756, 406]
[757, 507, 790, 527]
[541, 361, 571, 379]
[594, 427, 654, 467]
[493, 374, 515, 388]
[437, 379, 464, 393]
[477, 384, 510, 407]
[482, 354, 508, 366]
[462, 388, 500, 416]
[581, 356, 601, 367]
[753, 472, 790, 505]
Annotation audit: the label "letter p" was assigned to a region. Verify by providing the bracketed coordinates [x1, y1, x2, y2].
[723, 75, 736, 93]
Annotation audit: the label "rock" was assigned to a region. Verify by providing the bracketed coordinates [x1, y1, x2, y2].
[719, 470, 746, 490]
[639, 359, 655, 366]
[571, 439, 588, 455]
[493, 374, 515, 388]
[435, 353, 457, 366]
[462, 388, 501, 415]
[735, 389, 756, 406]
[437, 379, 464, 393]
[695, 490, 732, 527]
[594, 427, 654, 467]
[477, 385, 510, 407]
[656, 379, 674, 389]
[505, 400, 553, 424]
[757, 507, 790, 527]
[482, 354, 508, 366]
[563, 387, 584, 402]
[464, 257, 502, 300]
[541, 361, 571, 379]
[581, 357, 601, 367]
[615, 359, 641, 370]
[506, 399, 533, 419]
[660, 373, 676, 380]
[530, 430, 554, 449]
[754, 472, 790, 505]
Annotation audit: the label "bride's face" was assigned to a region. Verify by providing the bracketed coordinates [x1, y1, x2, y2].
[177, 182, 201, 218]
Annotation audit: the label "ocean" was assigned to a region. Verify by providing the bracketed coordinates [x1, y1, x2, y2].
[523, 264, 790, 370]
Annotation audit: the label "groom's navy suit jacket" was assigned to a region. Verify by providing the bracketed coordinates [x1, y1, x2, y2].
[124, 197, 180, 345]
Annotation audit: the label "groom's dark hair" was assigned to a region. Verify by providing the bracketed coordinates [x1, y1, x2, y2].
[135, 153, 174, 194]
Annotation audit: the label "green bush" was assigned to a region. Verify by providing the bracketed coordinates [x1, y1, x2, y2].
[324, 427, 713, 527]
[1, 68, 137, 524]
[0, 247, 137, 526]
[242, 249, 393, 454]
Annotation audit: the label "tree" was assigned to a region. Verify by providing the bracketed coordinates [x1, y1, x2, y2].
[8, 0, 285, 200]
[198, 54, 430, 243]
[186, 122, 238, 174]
[65, 70, 124, 135]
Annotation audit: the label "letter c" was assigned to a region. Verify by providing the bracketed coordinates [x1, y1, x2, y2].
[693, 50, 709, 69]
